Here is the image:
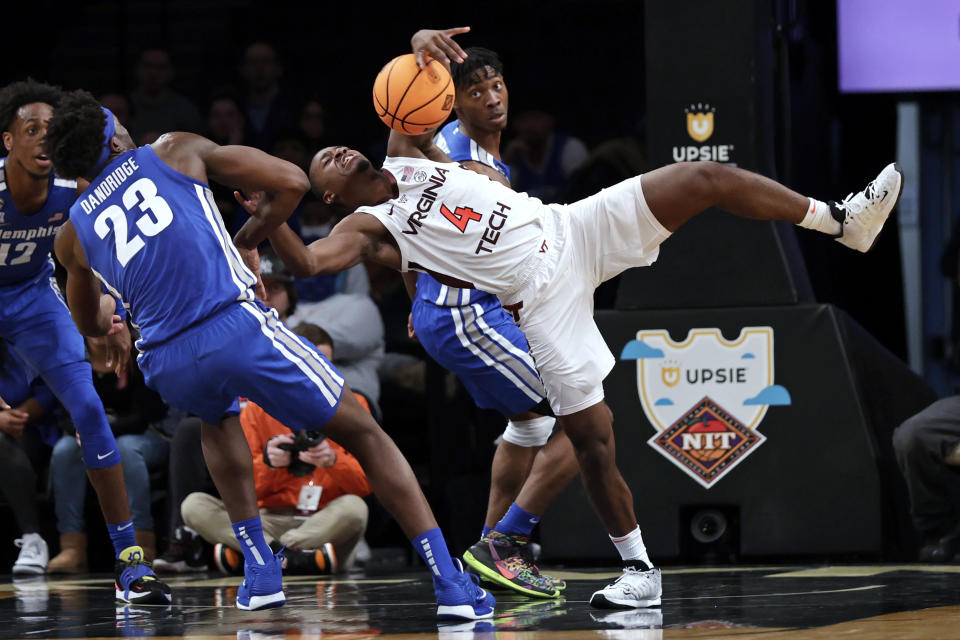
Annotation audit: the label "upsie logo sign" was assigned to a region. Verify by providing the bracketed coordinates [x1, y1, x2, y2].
[621, 327, 791, 489]
[672, 103, 735, 164]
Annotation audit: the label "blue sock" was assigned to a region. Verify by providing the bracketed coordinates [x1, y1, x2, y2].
[413, 527, 457, 579]
[495, 502, 540, 536]
[107, 520, 136, 556]
[231, 516, 273, 566]
[481, 525, 493, 538]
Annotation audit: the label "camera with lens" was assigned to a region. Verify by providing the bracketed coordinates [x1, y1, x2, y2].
[271, 429, 327, 477]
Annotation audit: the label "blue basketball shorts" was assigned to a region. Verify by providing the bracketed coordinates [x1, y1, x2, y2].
[411, 290, 546, 417]
[0, 276, 86, 375]
[138, 301, 344, 427]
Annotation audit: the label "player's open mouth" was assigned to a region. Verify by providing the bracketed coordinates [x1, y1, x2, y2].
[35, 154, 51, 168]
[490, 113, 506, 124]
[340, 152, 359, 171]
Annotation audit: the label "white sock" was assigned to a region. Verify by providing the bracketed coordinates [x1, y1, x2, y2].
[798, 198, 841, 236]
[610, 525, 652, 567]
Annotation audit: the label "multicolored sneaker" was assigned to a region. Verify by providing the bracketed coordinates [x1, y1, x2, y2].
[114, 545, 172, 605]
[236, 550, 286, 611]
[462, 531, 560, 598]
[517, 537, 566, 591]
[434, 558, 496, 620]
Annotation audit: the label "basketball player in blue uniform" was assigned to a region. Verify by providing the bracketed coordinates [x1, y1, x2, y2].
[46, 89, 493, 619]
[0, 80, 170, 603]
[405, 36, 580, 598]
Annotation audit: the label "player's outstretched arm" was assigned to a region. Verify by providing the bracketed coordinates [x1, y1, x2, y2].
[54, 221, 121, 337]
[268, 217, 377, 278]
[198, 141, 310, 251]
[152, 133, 309, 250]
[387, 129, 452, 164]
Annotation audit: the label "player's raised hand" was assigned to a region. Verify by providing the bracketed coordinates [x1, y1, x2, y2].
[411, 27, 470, 70]
[234, 189, 263, 215]
[103, 320, 132, 384]
[407, 313, 418, 342]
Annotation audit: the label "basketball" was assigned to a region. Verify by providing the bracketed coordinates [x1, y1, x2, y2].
[373, 53, 455, 134]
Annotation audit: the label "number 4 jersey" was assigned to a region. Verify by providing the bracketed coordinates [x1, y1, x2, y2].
[357, 156, 554, 301]
[0, 156, 77, 290]
[70, 145, 256, 350]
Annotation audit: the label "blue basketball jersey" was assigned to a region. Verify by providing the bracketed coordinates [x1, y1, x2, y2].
[0, 157, 77, 288]
[418, 122, 511, 306]
[435, 120, 511, 181]
[69, 146, 257, 350]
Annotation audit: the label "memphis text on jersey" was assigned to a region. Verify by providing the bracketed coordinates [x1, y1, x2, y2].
[0, 225, 59, 241]
[78, 157, 141, 215]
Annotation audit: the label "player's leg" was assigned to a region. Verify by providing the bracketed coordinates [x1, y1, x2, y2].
[640, 160, 902, 251]
[484, 414, 540, 532]
[559, 401, 662, 609]
[221, 303, 493, 619]
[6, 291, 170, 603]
[511, 429, 579, 519]
[515, 266, 661, 609]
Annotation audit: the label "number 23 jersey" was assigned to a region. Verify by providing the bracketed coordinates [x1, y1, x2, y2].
[356, 156, 549, 297]
[70, 145, 257, 350]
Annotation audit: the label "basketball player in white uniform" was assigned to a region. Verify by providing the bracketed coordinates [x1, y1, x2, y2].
[267, 89, 901, 610]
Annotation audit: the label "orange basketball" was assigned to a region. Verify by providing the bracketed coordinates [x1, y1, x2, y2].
[373, 54, 455, 134]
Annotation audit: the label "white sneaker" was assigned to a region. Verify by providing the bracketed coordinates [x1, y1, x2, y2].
[590, 566, 662, 609]
[831, 163, 903, 252]
[13, 533, 48, 575]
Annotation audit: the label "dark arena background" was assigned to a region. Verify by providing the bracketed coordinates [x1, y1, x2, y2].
[1, 0, 960, 638]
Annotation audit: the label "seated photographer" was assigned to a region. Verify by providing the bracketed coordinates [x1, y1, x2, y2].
[181, 326, 372, 575]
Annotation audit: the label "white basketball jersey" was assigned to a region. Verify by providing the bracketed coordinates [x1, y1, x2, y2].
[357, 156, 549, 296]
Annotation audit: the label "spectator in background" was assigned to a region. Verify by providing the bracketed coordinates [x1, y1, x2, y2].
[288, 297, 384, 409]
[153, 414, 212, 574]
[0, 342, 59, 575]
[504, 109, 588, 203]
[203, 91, 248, 234]
[182, 326, 372, 575]
[298, 98, 330, 153]
[240, 42, 299, 150]
[260, 250, 298, 323]
[99, 93, 132, 129]
[129, 47, 202, 141]
[893, 398, 960, 562]
[47, 334, 169, 572]
[206, 90, 246, 146]
[272, 137, 310, 172]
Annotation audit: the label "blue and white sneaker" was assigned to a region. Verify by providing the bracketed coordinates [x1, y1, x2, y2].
[236, 550, 286, 611]
[114, 545, 172, 605]
[435, 558, 496, 620]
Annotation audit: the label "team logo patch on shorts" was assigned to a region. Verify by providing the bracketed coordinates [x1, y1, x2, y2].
[621, 327, 791, 488]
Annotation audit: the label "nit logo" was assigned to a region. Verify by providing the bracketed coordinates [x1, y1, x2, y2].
[621, 327, 792, 488]
[685, 103, 715, 142]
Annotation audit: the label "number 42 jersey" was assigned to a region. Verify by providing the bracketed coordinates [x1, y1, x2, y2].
[70, 145, 257, 350]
